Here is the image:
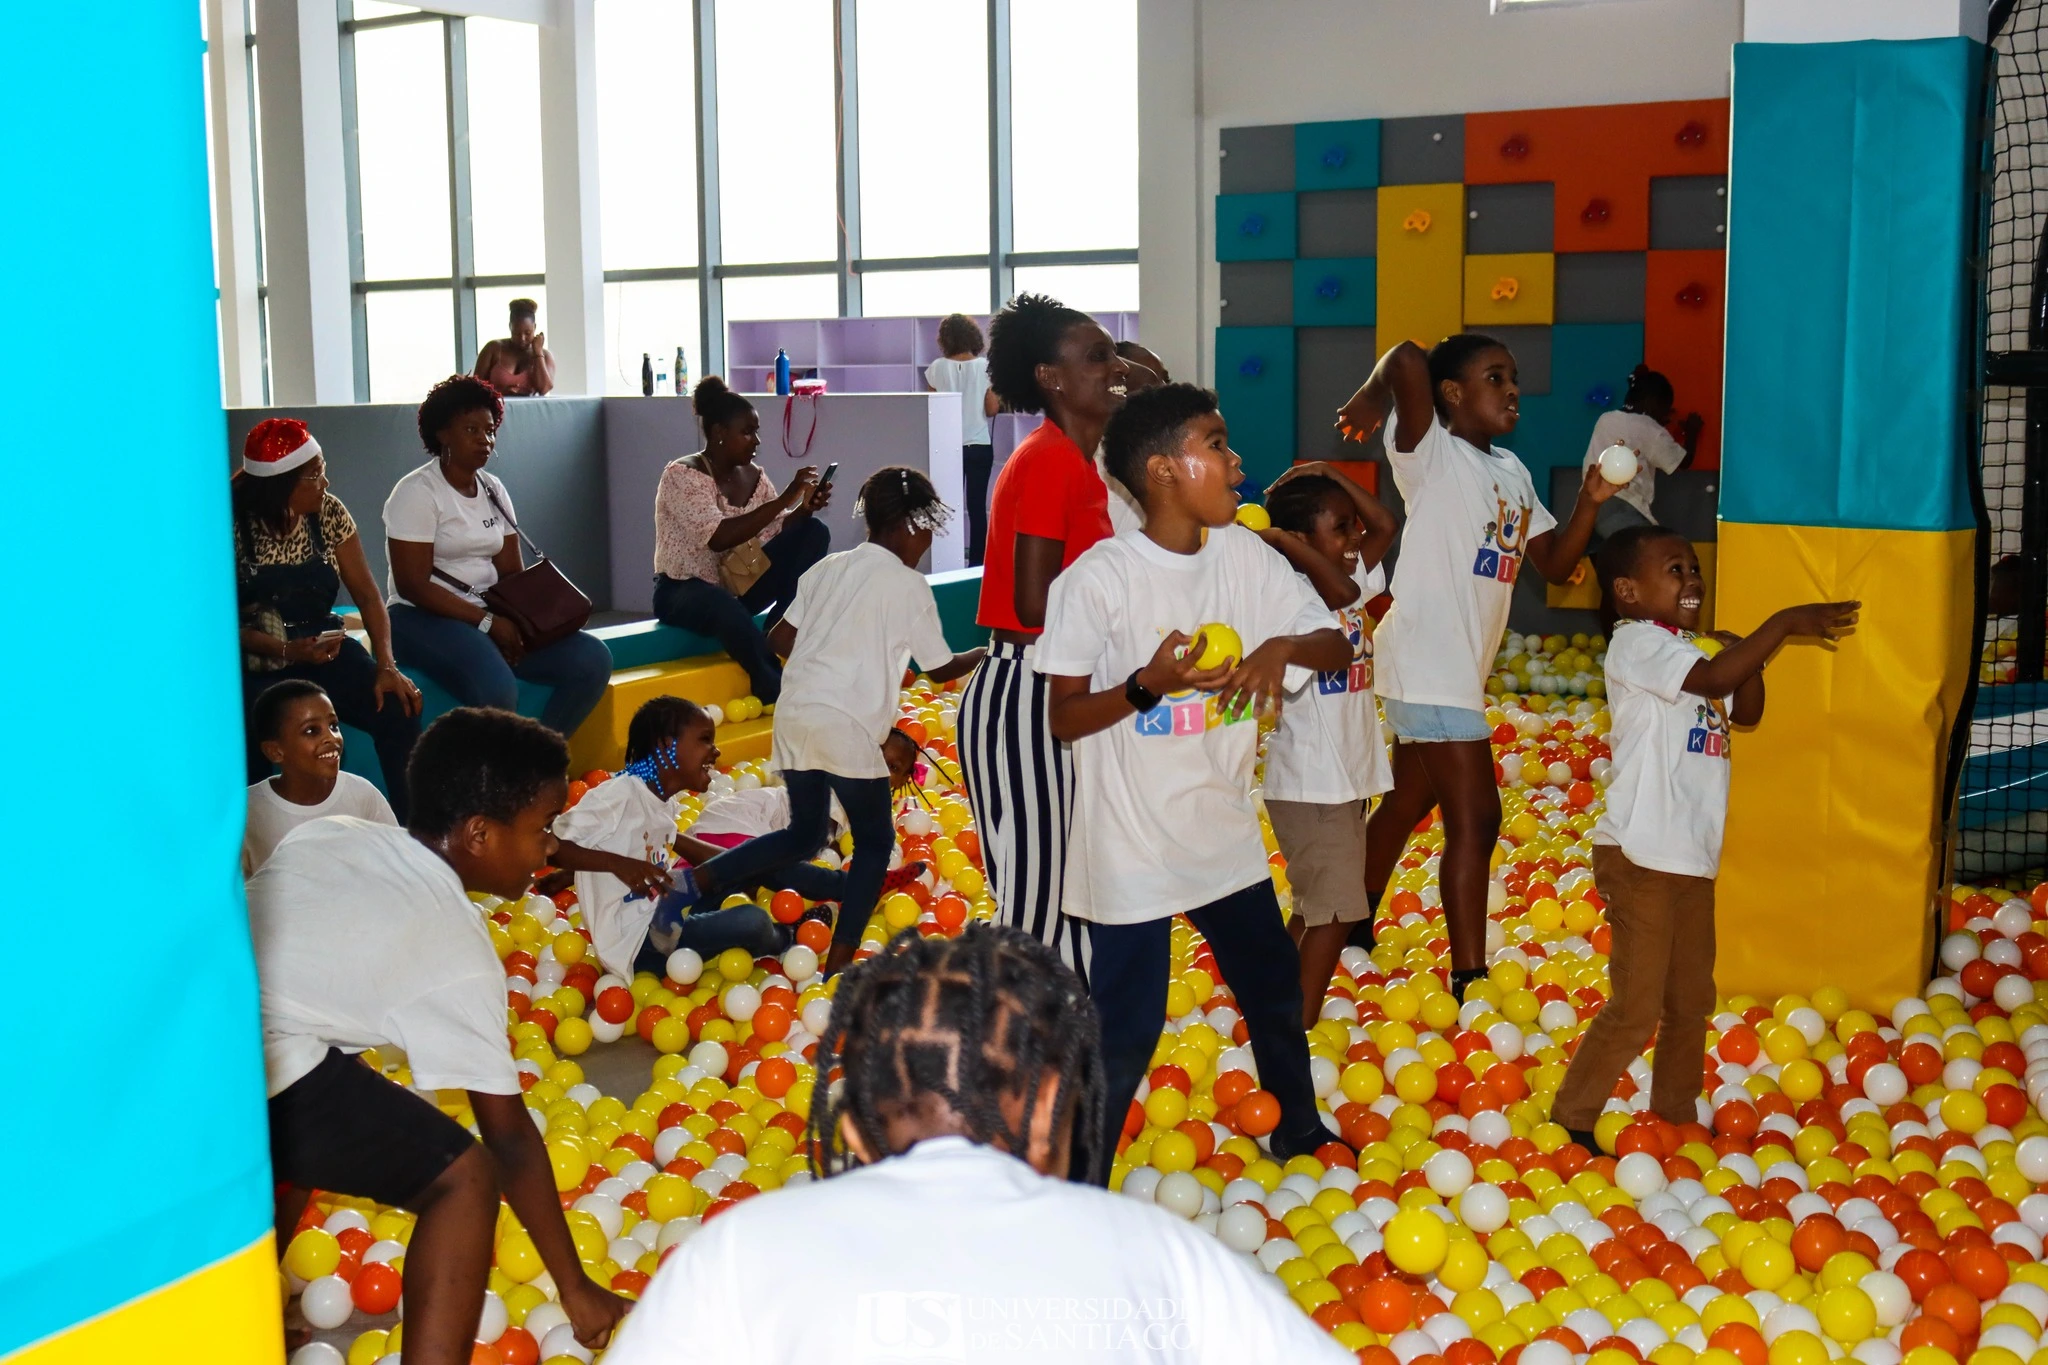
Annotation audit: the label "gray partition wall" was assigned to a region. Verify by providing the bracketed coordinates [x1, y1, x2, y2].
[226, 397, 611, 610]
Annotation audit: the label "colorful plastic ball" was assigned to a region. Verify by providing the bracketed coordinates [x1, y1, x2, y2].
[285, 1228, 342, 1281]
[301, 1274, 355, 1330]
[1217, 1204, 1267, 1252]
[290, 1345, 346, 1365]
[665, 948, 703, 985]
[1384, 1207, 1450, 1275]
[351, 1261, 402, 1316]
[1154, 1171, 1205, 1219]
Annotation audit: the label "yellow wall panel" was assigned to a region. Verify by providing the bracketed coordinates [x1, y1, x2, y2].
[1713, 522, 1972, 1012]
[1464, 252, 1556, 326]
[1376, 183, 1465, 350]
[6, 1238, 280, 1365]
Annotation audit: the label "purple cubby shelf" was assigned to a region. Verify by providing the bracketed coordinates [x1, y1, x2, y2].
[728, 311, 1141, 394]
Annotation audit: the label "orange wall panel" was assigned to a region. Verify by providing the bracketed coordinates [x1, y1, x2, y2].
[1644, 250, 1727, 470]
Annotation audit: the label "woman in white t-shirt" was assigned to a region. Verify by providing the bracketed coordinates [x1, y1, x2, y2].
[923, 314, 1001, 566]
[1251, 465, 1398, 1027]
[1578, 364, 1703, 537]
[384, 376, 614, 737]
[603, 926, 1352, 1365]
[694, 469, 983, 978]
[1334, 336, 1618, 1002]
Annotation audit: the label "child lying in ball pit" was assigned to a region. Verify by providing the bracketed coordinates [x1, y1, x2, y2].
[601, 925, 1353, 1365]
[550, 695, 928, 978]
[1036, 382, 1353, 1172]
[248, 707, 630, 1360]
[1549, 526, 1857, 1151]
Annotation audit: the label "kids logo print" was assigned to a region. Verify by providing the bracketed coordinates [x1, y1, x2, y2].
[1317, 600, 1373, 696]
[1686, 697, 1731, 759]
[1133, 687, 1253, 737]
[1471, 493, 1530, 585]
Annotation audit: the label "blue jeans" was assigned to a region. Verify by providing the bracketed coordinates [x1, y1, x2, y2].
[694, 768, 893, 950]
[1380, 696, 1493, 744]
[387, 603, 613, 738]
[633, 843, 851, 974]
[652, 516, 829, 701]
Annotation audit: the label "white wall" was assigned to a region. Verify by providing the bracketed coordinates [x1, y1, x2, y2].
[1139, 0, 1744, 384]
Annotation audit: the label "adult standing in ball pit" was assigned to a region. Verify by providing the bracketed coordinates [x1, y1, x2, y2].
[234, 418, 422, 818]
[957, 294, 1130, 987]
[384, 375, 615, 738]
[651, 375, 832, 703]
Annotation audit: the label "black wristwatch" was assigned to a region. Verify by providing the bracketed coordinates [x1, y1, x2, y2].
[1125, 669, 1161, 712]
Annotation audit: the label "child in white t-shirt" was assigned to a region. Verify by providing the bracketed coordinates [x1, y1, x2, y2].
[1579, 364, 1704, 535]
[247, 708, 629, 1357]
[924, 314, 1000, 566]
[603, 924, 1352, 1365]
[695, 468, 984, 977]
[242, 679, 396, 875]
[1550, 527, 1857, 1149]
[1036, 383, 1350, 1168]
[1251, 465, 1399, 1027]
[1334, 335, 1617, 1002]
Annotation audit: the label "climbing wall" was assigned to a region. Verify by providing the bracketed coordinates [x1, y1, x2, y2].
[1214, 100, 1730, 494]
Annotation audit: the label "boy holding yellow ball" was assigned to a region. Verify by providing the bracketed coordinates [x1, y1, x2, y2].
[1036, 383, 1353, 1172]
[1551, 526, 1857, 1149]
[247, 708, 630, 1360]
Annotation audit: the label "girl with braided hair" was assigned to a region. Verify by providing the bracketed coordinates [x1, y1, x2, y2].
[603, 926, 1353, 1365]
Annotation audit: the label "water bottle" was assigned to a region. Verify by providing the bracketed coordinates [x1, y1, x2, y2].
[675, 345, 688, 395]
[775, 348, 791, 396]
[641, 353, 653, 397]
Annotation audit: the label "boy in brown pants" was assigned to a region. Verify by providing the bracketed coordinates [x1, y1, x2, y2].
[1551, 526, 1857, 1150]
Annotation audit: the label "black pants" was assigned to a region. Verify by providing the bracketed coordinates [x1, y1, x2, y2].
[963, 443, 993, 567]
[1085, 880, 1321, 1174]
[243, 636, 420, 821]
[653, 517, 830, 701]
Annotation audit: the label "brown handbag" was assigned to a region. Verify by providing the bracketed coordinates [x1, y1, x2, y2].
[433, 483, 592, 650]
[718, 537, 772, 596]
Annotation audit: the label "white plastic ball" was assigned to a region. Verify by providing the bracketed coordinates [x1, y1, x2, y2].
[1217, 1203, 1268, 1252]
[1615, 1151, 1668, 1199]
[290, 1346, 346, 1365]
[1121, 1167, 1162, 1203]
[1154, 1171, 1205, 1219]
[722, 983, 761, 1022]
[2016, 1135, 2048, 1183]
[1595, 443, 1635, 484]
[781, 944, 819, 983]
[666, 947, 704, 985]
[539, 1323, 594, 1364]
[801, 997, 834, 1036]
[1997, 973, 2035, 1012]
[322, 1209, 371, 1237]
[1424, 1148, 1474, 1198]
[1459, 1183, 1510, 1233]
[299, 1275, 354, 1330]
[1860, 1062, 1907, 1106]
[1940, 932, 1982, 971]
[1309, 1055, 1340, 1099]
[1861, 1270, 1911, 1327]
[687, 1040, 729, 1077]
[475, 1290, 508, 1344]
[1520, 1342, 1574, 1365]
[524, 1302, 570, 1342]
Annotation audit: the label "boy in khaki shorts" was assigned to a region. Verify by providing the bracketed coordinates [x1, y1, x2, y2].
[1252, 466, 1398, 1029]
[1552, 525, 1856, 1149]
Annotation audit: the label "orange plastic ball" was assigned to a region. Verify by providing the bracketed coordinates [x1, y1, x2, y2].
[1236, 1089, 1281, 1137]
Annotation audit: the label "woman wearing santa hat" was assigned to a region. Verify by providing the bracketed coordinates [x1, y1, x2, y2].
[234, 417, 423, 816]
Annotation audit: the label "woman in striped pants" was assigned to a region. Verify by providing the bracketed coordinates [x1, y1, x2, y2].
[958, 294, 1131, 987]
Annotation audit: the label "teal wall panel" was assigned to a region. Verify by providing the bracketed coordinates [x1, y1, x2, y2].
[1215, 327, 1297, 491]
[1296, 120, 1381, 191]
[1216, 192, 1298, 262]
[1293, 258, 1377, 326]
[1513, 323, 1644, 476]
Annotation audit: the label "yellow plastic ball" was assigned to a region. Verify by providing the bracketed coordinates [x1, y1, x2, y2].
[283, 1227, 341, 1281]
[1384, 1207, 1450, 1275]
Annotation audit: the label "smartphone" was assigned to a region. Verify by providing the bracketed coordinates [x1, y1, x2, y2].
[817, 462, 839, 489]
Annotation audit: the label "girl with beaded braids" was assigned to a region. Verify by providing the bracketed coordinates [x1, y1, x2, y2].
[690, 468, 985, 979]
[958, 294, 1131, 991]
[600, 925, 1355, 1365]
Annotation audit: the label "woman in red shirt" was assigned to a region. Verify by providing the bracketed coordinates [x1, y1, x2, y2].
[959, 294, 1131, 986]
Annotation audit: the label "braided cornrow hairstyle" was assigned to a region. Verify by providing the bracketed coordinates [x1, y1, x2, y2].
[807, 924, 1106, 1184]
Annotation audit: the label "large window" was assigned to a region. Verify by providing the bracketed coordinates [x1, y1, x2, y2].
[266, 1, 1140, 401]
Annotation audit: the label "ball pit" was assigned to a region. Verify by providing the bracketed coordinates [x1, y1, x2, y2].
[278, 635, 2048, 1365]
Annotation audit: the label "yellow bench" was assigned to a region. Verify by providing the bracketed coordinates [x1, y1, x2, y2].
[567, 654, 775, 775]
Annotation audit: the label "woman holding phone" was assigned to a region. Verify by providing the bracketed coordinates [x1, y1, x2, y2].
[234, 417, 422, 817]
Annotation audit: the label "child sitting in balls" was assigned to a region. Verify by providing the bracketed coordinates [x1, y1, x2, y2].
[1334, 336, 1618, 1003]
[1550, 527, 1857, 1151]
[551, 697, 924, 977]
[1250, 465, 1398, 1028]
[242, 678, 396, 875]
[689, 467, 984, 978]
[1035, 383, 1352, 1170]
[247, 707, 630, 1360]
[602, 925, 1352, 1365]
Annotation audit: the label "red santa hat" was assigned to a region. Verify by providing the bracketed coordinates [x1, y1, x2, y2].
[242, 418, 322, 478]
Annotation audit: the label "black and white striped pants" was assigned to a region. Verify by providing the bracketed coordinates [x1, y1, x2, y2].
[958, 641, 1092, 985]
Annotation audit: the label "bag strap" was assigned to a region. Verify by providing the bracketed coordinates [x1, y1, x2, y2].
[431, 565, 479, 596]
[477, 478, 552, 564]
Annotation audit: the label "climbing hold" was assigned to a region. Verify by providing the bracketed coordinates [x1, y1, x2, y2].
[1402, 209, 1433, 234]
[1490, 277, 1520, 302]
[1581, 197, 1611, 225]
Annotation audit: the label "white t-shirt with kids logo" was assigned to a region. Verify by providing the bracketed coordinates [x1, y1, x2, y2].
[1375, 411, 1557, 712]
[1592, 620, 1733, 879]
[1581, 410, 1688, 523]
[553, 774, 686, 978]
[1035, 526, 1338, 925]
[383, 460, 517, 606]
[1261, 562, 1392, 805]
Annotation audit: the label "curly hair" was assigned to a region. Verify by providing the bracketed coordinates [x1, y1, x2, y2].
[417, 375, 505, 456]
[406, 707, 568, 838]
[936, 313, 985, 357]
[1101, 382, 1220, 502]
[1264, 473, 1350, 536]
[986, 293, 1092, 415]
[1425, 333, 1508, 419]
[807, 925, 1106, 1184]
